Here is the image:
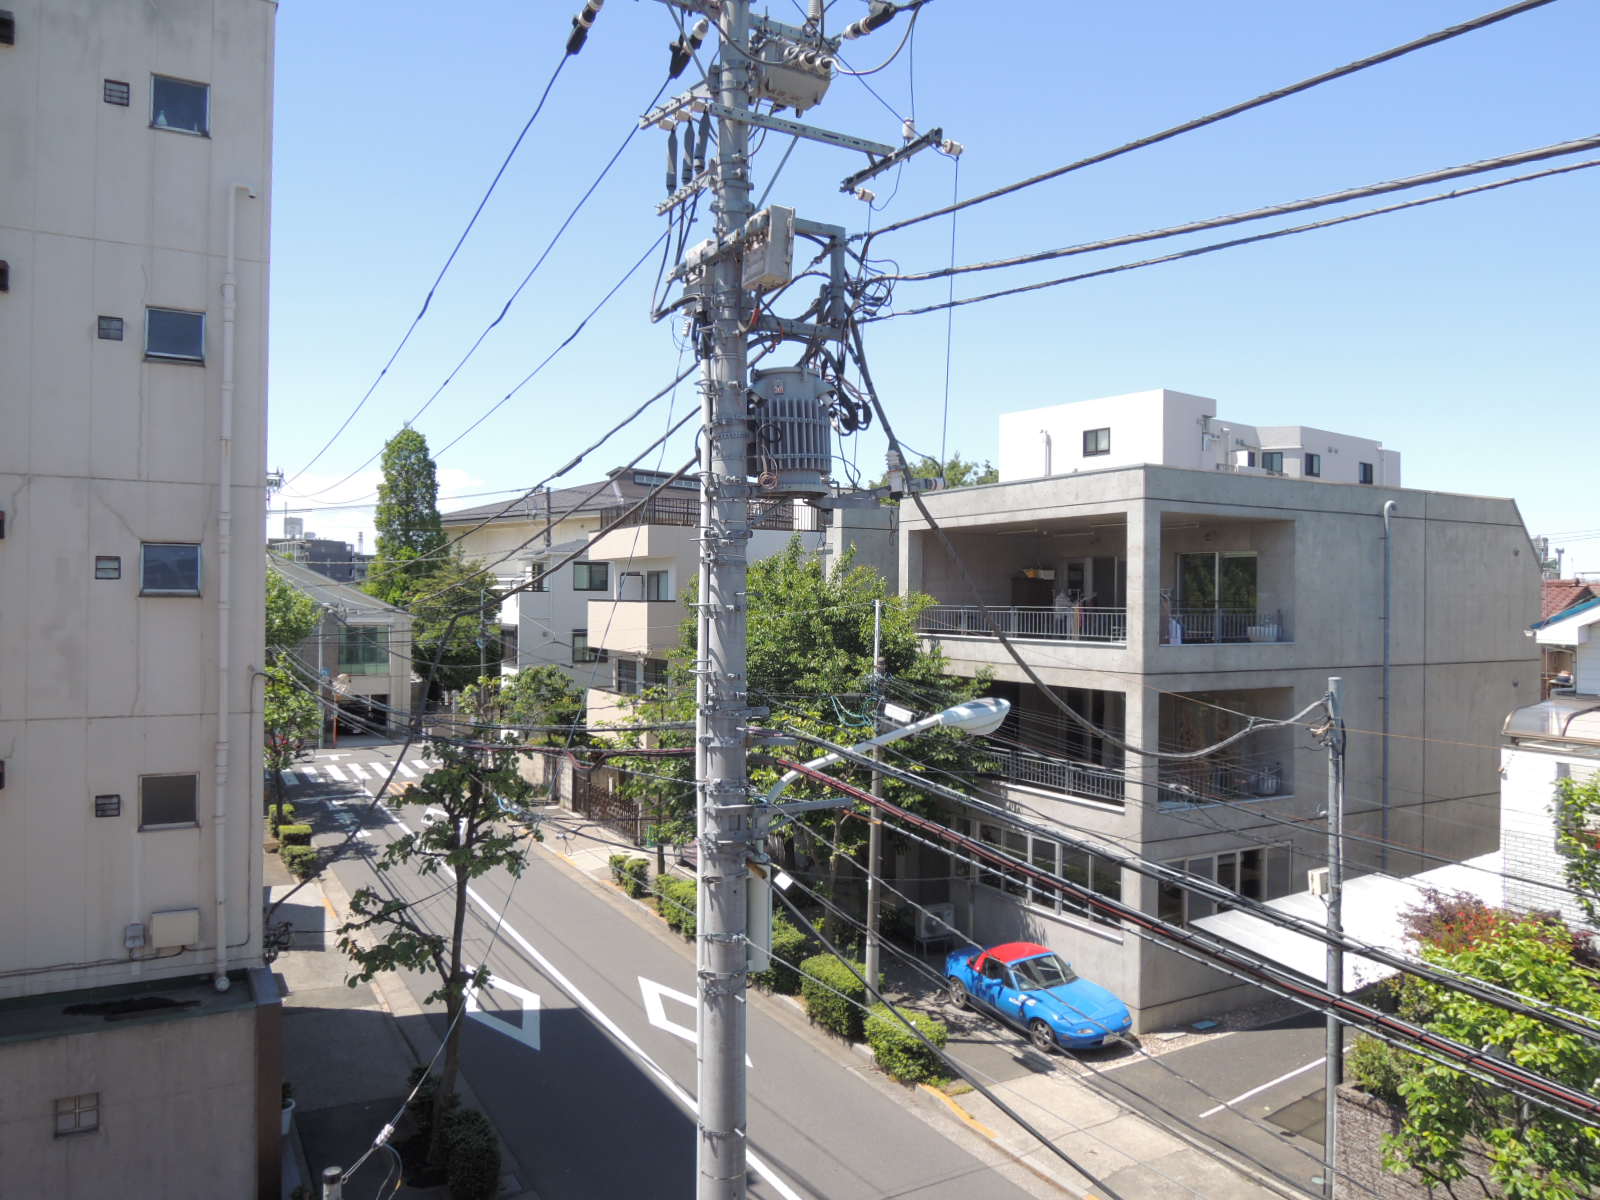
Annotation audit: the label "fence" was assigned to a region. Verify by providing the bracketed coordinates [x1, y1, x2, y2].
[1166, 609, 1284, 645]
[981, 747, 1126, 805]
[917, 605, 1126, 643]
[599, 495, 794, 531]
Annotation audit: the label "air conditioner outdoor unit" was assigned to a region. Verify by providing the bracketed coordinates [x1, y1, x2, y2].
[915, 902, 955, 944]
[1307, 867, 1330, 898]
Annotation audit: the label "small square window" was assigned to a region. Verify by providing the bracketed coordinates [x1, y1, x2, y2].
[1358, 461, 1374, 485]
[94, 555, 122, 580]
[54, 1094, 99, 1138]
[139, 773, 197, 828]
[1303, 453, 1321, 478]
[1082, 427, 1111, 457]
[572, 562, 609, 592]
[103, 79, 130, 106]
[0, 259, 8, 291]
[140, 542, 200, 595]
[572, 630, 606, 665]
[97, 316, 124, 341]
[0, 11, 13, 46]
[94, 794, 122, 818]
[1261, 451, 1284, 474]
[150, 75, 208, 134]
[144, 307, 204, 361]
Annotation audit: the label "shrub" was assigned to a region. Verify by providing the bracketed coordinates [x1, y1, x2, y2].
[1347, 1034, 1414, 1106]
[623, 857, 650, 899]
[404, 1068, 456, 1147]
[866, 1003, 949, 1085]
[800, 953, 877, 1042]
[280, 845, 319, 880]
[608, 853, 630, 887]
[751, 917, 807, 995]
[441, 1106, 500, 1200]
[278, 823, 313, 847]
[654, 876, 697, 937]
[268, 802, 297, 825]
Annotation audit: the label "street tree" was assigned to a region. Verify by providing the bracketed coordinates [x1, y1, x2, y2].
[337, 715, 535, 1169]
[263, 569, 322, 832]
[403, 554, 504, 696]
[367, 427, 449, 606]
[612, 539, 987, 943]
[266, 566, 319, 654]
[494, 665, 586, 746]
[875, 452, 998, 491]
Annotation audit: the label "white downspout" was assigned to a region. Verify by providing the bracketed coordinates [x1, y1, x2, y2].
[214, 182, 257, 992]
[1039, 429, 1052, 476]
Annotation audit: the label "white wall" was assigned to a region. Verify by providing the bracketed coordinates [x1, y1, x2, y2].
[1501, 745, 1597, 929]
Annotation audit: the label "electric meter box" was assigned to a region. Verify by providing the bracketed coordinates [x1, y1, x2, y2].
[747, 366, 832, 497]
[742, 206, 795, 294]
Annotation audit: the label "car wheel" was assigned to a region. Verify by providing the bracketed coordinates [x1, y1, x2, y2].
[1029, 1019, 1057, 1054]
[946, 976, 969, 1009]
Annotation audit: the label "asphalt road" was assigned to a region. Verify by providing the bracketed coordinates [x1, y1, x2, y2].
[307, 744, 1044, 1200]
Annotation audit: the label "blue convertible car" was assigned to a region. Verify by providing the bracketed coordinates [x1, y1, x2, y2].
[945, 941, 1132, 1052]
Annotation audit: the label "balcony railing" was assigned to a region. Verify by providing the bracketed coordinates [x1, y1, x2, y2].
[1166, 609, 1285, 645]
[598, 495, 794, 531]
[918, 605, 1126, 643]
[981, 748, 1126, 805]
[1157, 751, 1287, 807]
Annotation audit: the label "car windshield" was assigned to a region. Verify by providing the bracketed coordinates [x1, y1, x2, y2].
[1013, 954, 1078, 990]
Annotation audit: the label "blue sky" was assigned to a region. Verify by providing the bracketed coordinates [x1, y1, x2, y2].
[266, 0, 1599, 572]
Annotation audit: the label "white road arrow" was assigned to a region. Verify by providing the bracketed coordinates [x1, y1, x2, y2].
[466, 973, 540, 1052]
[639, 977, 751, 1067]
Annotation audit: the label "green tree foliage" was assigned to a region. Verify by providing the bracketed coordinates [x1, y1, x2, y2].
[611, 539, 987, 940]
[263, 571, 323, 831]
[493, 665, 586, 746]
[367, 428, 448, 606]
[1555, 774, 1600, 926]
[337, 713, 536, 1168]
[1357, 895, 1600, 1200]
[875, 452, 998, 491]
[266, 568, 319, 655]
[402, 556, 503, 696]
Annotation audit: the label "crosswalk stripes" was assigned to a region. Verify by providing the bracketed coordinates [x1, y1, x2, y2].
[321, 764, 349, 782]
[283, 759, 431, 787]
[394, 762, 417, 778]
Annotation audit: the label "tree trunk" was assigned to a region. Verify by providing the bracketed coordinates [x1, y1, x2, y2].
[269, 762, 285, 836]
[427, 801, 476, 1168]
[822, 813, 847, 947]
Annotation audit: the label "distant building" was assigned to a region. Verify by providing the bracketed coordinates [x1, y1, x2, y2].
[1536, 579, 1600, 694]
[0, 2, 280, 1195]
[999, 389, 1400, 488]
[266, 534, 372, 584]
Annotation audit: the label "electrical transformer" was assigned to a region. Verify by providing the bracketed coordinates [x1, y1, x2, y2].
[747, 366, 832, 496]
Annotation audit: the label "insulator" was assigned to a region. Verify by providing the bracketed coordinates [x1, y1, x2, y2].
[566, 0, 603, 56]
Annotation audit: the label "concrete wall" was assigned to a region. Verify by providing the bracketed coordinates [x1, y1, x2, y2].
[0, 0, 275, 997]
[1335, 1085, 1499, 1199]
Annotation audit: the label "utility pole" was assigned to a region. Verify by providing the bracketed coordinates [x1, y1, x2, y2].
[864, 598, 885, 988]
[696, 3, 757, 1197]
[1322, 676, 1346, 1199]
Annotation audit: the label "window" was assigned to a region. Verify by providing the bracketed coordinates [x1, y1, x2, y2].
[144, 307, 204, 361]
[526, 567, 548, 593]
[643, 658, 668, 689]
[0, 10, 13, 46]
[97, 316, 124, 341]
[1261, 451, 1283, 474]
[140, 543, 200, 594]
[962, 816, 1123, 927]
[615, 658, 639, 694]
[338, 626, 389, 675]
[104, 79, 130, 106]
[572, 562, 609, 592]
[1082, 427, 1111, 457]
[1159, 847, 1292, 926]
[139, 773, 197, 829]
[632, 470, 698, 491]
[94, 794, 122, 818]
[150, 75, 208, 134]
[645, 570, 670, 601]
[1245, 451, 1256, 467]
[1303, 453, 1321, 478]
[54, 1094, 99, 1138]
[1359, 461, 1374, 485]
[1175, 551, 1258, 642]
[94, 555, 122, 580]
[572, 630, 606, 664]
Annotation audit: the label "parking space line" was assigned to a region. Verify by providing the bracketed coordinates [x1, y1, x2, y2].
[1198, 1056, 1324, 1119]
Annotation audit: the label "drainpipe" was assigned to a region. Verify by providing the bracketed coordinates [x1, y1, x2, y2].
[213, 182, 257, 992]
[1039, 429, 1052, 476]
[1380, 500, 1396, 872]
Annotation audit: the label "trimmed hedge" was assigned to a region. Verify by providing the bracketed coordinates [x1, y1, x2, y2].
[751, 917, 808, 995]
[799, 953, 879, 1042]
[268, 802, 297, 825]
[441, 1106, 500, 1200]
[655, 875, 697, 937]
[278, 823, 313, 847]
[866, 1003, 949, 1085]
[623, 857, 650, 899]
[404, 1067, 457, 1147]
[280, 845, 319, 880]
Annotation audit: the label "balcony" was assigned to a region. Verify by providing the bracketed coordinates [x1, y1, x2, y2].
[597, 495, 794, 531]
[1165, 608, 1287, 645]
[1156, 750, 1288, 808]
[1156, 686, 1295, 808]
[586, 599, 683, 657]
[918, 605, 1126, 644]
[981, 747, 1126, 805]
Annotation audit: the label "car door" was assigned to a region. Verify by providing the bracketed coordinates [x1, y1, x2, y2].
[992, 969, 1030, 1029]
[973, 957, 1010, 1013]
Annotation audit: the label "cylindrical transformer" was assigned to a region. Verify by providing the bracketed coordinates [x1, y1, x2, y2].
[746, 365, 832, 496]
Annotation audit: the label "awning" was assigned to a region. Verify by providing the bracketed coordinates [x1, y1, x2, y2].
[1191, 852, 1503, 993]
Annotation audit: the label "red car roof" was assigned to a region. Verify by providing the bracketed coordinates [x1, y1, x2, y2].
[973, 941, 1049, 971]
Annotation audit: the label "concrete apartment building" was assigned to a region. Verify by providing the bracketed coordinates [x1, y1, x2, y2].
[901, 390, 1538, 1029]
[0, 2, 280, 1196]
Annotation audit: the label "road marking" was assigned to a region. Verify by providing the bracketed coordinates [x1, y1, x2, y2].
[322, 764, 349, 782]
[640, 977, 752, 1066]
[919, 1084, 999, 1139]
[296, 767, 320, 782]
[466, 973, 540, 1052]
[1198, 1056, 1326, 1118]
[395, 762, 418, 778]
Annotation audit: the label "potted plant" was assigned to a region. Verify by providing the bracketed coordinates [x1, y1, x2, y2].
[281, 1080, 296, 1137]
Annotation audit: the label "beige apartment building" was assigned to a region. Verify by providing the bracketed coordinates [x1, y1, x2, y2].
[0, 2, 280, 1195]
[901, 409, 1539, 1029]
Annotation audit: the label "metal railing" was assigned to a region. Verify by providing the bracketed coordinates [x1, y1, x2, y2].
[1165, 609, 1284, 645]
[598, 495, 794, 531]
[1156, 751, 1287, 806]
[981, 747, 1126, 805]
[917, 605, 1126, 643]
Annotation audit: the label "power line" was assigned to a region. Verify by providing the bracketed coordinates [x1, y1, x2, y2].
[855, 0, 1562, 246]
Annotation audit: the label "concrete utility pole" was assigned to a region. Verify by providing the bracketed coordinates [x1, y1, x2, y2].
[864, 598, 885, 988]
[696, 2, 757, 1196]
[1322, 677, 1346, 1199]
